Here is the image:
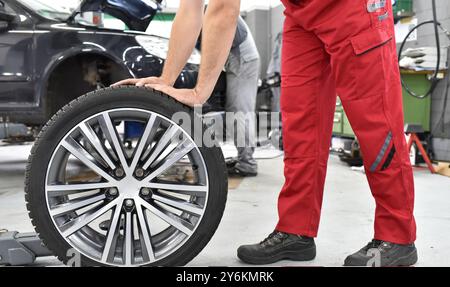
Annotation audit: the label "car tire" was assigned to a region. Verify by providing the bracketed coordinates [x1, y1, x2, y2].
[25, 86, 228, 266]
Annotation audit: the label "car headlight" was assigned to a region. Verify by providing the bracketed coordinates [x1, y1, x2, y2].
[136, 35, 201, 65]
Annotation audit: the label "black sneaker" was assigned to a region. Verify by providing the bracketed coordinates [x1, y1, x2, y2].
[237, 231, 316, 265]
[344, 239, 418, 267]
[225, 158, 238, 169]
[228, 165, 258, 177]
[226, 158, 258, 177]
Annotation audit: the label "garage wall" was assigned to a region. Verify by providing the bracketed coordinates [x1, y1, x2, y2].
[405, 0, 450, 47]
[242, 9, 270, 77]
[243, 5, 285, 77]
[401, 0, 450, 161]
[270, 4, 285, 40]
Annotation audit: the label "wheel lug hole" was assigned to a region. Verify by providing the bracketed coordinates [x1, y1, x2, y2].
[114, 168, 125, 178]
[108, 187, 119, 197]
[124, 199, 134, 207]
[140, 188, 152, 197]
[135, 168, 145, 178]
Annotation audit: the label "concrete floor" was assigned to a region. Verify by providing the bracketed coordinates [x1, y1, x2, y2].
[1, 143, 449, 266]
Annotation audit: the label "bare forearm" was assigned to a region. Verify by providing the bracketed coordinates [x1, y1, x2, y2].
[118, 0, 242, 108]
[194, 0, 241, 104]
[161, 0, 204, 85]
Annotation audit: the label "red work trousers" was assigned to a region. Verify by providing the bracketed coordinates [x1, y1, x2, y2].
[277, 0, 416, 244]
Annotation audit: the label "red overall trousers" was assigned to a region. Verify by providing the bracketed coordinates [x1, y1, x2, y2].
[277, 0, 416, 244]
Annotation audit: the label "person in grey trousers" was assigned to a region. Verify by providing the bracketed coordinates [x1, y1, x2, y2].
[225, 16, 260, 177]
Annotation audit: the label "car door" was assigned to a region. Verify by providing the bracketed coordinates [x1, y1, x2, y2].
[0, 0, 34, 110]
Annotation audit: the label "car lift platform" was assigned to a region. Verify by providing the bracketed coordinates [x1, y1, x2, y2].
[0, 230, 52, 266]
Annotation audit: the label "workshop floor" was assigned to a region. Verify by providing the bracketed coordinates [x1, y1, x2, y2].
[1, 143, 449, 267]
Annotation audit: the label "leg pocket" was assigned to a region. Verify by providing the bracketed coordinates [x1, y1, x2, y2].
[350, 28, 392, 56]
[345, 27, 393, 100]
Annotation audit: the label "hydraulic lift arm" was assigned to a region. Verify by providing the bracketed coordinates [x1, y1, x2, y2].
[0, 230, 52, 266]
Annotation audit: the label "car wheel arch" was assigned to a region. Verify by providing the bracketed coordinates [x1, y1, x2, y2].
[40, 50, 133, 118]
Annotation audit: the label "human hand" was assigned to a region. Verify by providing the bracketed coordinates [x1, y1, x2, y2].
[146, 83, 205, 107]
[111, 76, 171, 87]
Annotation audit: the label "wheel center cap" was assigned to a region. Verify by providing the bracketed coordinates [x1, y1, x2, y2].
[116, 176, 143, 197]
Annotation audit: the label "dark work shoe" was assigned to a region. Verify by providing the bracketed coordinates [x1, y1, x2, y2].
[226, 158, 258, 177]
[237, 231, 316, 265]
[228, 165, 258, 177]
[344, 239, 418, 267]
[225, 158, 238, 169]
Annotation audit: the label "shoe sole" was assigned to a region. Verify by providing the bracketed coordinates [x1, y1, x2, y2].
[228, 174, 258, 178]
[228, 171, 258, 177]
[237, 247, 316, 265]
[386, 249, 418, 267]
[344, 249, 418, 267]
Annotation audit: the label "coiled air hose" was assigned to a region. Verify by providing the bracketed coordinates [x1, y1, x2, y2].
[397, 0, 445, 99]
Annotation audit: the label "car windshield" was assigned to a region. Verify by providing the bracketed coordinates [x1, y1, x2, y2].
[17, 0, 80, 21]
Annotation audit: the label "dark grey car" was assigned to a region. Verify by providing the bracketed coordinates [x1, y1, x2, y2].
[0, 0, 207, 137]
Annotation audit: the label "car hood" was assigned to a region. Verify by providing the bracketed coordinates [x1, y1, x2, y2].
[73, 0, 161, 32]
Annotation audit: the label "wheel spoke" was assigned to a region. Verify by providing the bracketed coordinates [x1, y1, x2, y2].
[129, 115, 159, 171]
[124, 211, 133, 265]
[61, 198, 120, 238]
[138, 198, 194, 236]
[145, 182, 207, 197]
[101, 200, 123, 263]
[47, 182, 114, 197]
[152, 192, 203, 216]
[50, 193, 106, 217]
[98, 113, 130, 174]
[144, 140, 195, 182]
[135, 204, 155, 262]
[142, 125, 182, 170]
[62, 137, 115, 182]
[79, 122, 117, 170]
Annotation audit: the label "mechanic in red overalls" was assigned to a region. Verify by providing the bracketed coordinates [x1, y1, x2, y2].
[115, 0, 417, 266]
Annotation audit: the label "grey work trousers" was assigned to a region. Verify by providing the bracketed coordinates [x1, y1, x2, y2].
[225, 38, 260, 173]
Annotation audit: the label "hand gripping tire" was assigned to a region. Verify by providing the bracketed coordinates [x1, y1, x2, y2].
[25, 87, 228, 266]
